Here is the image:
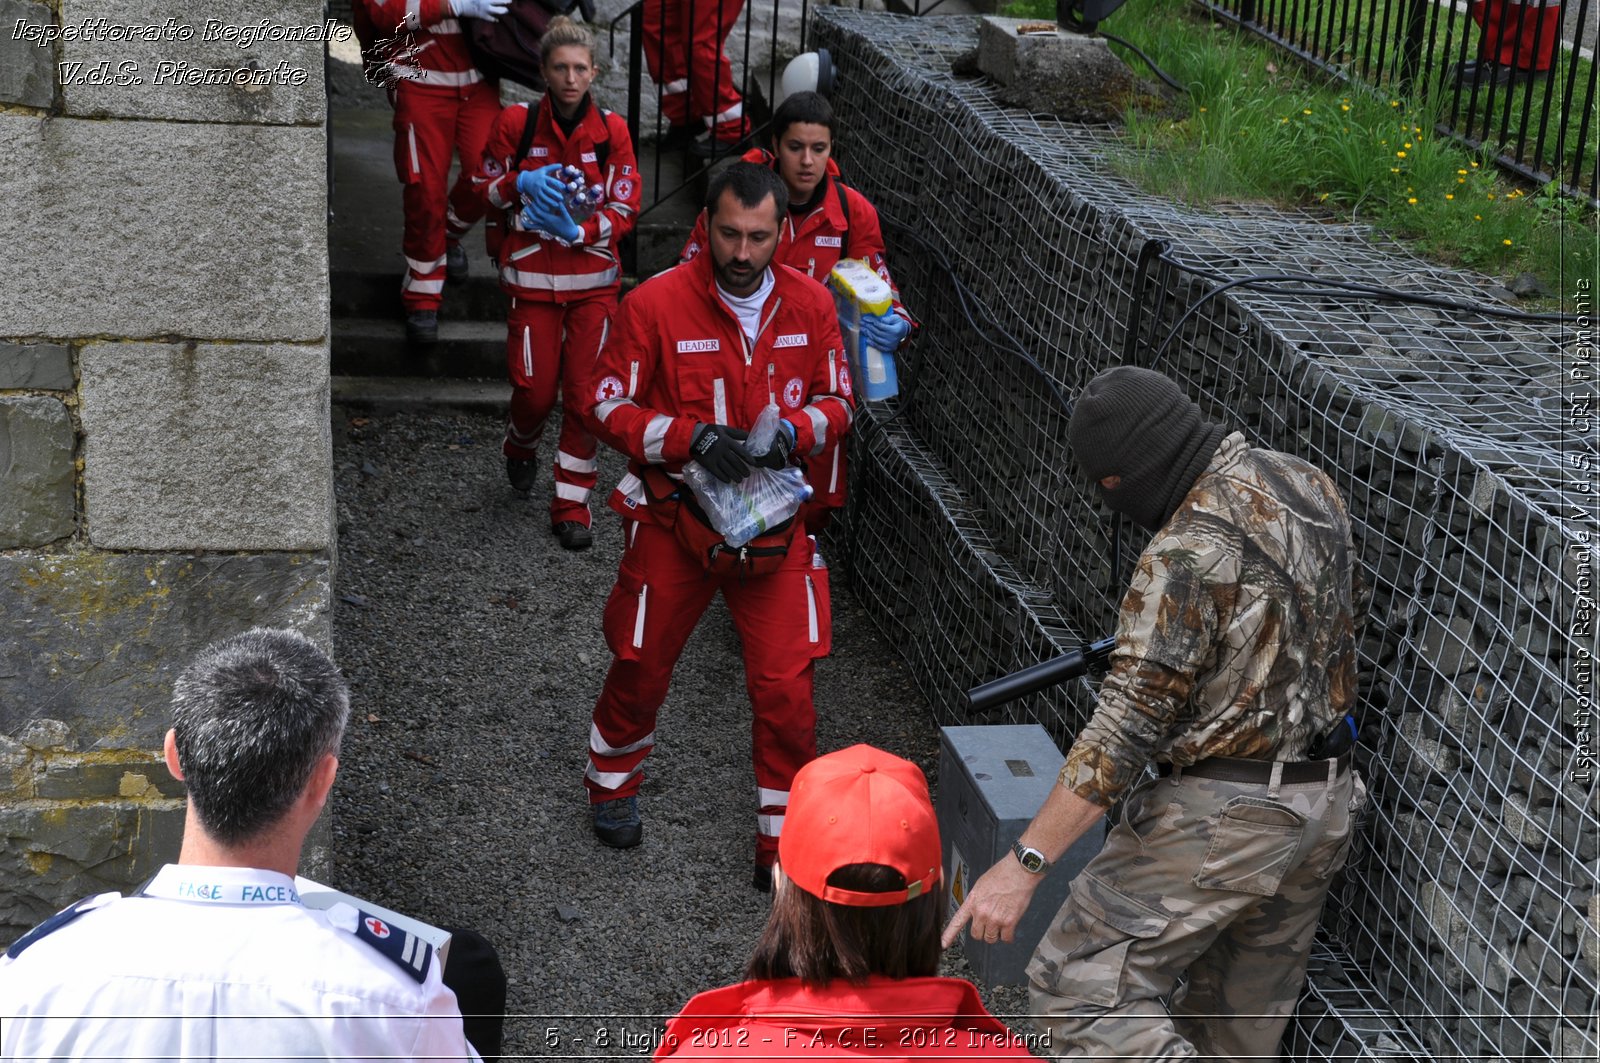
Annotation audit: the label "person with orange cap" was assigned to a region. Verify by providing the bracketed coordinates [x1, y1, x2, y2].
[943, 366, 1364, 1061]
[655, 744, 1033, 1062]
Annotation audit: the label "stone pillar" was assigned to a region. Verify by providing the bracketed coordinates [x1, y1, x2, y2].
[0, 0, 335, 940]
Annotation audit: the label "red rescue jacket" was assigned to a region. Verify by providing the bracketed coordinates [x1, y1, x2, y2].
[582, 253, 854, 525]
[355, 0, 484, 90]
[655, 976, 1036, 1062]
[474, 94, 640, 301]
[679, 150, 913, 334]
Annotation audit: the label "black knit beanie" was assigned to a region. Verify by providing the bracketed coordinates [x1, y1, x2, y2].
[1067, 367, 1225, 532]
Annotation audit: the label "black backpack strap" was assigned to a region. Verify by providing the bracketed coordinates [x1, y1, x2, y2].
[514, 102, 539, 168]
[834, 178, 850, 259]
[595, 107, 615, 172]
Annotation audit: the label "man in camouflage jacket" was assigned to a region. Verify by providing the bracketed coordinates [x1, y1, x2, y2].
[943, 366, 1365, 1060]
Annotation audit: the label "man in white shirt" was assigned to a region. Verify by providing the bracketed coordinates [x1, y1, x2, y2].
[0, 628, 495, 1062]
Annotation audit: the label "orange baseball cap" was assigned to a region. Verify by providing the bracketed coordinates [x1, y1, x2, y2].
[778, 744, 942, 907]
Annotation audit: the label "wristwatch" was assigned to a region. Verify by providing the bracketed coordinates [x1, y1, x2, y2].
[1012, 841, 1050, 874]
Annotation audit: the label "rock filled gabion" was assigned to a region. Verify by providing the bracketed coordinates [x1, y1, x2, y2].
[815, 8, 1597, 1059]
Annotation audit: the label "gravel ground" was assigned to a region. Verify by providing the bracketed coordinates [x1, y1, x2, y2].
[328, 407, 1030, 1057]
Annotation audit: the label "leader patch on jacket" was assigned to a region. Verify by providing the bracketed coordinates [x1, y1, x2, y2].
[783, 377, 804, 409]
[677, 339, 720, 353]
[772, 333, 808, 348]
[354, 909, 433, 983]
[595, 375, 626, 402]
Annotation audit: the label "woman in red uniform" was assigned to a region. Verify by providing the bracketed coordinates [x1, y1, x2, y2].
[655, 745, 1033, 1063]
[473, 16, 640, 550]
[679, 92, 914, 535]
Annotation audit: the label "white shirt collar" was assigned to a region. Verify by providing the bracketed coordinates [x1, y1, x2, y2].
[143, 864, 303, 906]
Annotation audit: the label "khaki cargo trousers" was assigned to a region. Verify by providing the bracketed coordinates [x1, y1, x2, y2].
[1028, 759, 1366, 1061]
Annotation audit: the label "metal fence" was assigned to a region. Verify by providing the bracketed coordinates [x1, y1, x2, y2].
[1195, 0, 1599, 205]
[814, 7, 1597, 1059]
[606, 0, 956, 232]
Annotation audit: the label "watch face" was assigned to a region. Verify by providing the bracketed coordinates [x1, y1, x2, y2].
[1014, 844, 1046, 873]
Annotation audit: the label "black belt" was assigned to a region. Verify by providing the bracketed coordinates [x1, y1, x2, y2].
[1156, 752, 1351, 785]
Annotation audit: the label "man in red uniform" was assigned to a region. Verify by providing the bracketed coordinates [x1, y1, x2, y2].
[356, 0, 507, 345]
[473, 16, 640, 549]
[641, 0, 751, 154]
[580, 163, 853, 887]
[1458, 0, 1562, 86]
[679, 92, 912, 533]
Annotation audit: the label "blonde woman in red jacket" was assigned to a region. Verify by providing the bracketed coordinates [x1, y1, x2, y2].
[473, 16, 640, 550]
[656, 746, 1034, 1063]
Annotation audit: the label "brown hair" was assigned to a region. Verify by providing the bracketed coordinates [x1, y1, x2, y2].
[745, 863, 946, 986]
[540, 15, 597, 68]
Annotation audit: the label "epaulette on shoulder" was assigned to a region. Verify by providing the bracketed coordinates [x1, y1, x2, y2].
[6, 892, 120, 959]
[350, 909, 433, 984]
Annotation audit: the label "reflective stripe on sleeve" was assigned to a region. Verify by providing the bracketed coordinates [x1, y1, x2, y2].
[642, 414, 674, 463]
[804, 406, 828, 453]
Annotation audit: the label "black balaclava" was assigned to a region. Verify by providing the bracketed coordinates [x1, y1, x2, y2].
[1067, 366, 1225, 531]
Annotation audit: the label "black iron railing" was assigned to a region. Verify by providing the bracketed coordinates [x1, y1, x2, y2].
[1197, 0, 1598, 205]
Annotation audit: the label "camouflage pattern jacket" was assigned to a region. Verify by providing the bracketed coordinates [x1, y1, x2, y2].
[1061, 432, 1359, 807]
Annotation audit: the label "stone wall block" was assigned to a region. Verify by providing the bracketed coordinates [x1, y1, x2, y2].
[0, 343, 74, 390]
[57, 0, 328, 125]
[0, 800, 184, 941]
[79, 342, 331, 551]
[0, 552, 332, 750]
[0, 119, 328, 342]
[0, 0, 54, 108]
[0, 396, 77, 548]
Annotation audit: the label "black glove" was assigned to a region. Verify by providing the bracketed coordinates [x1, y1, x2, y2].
[690, 423, 753, 483]
[747, 420, 795, 471]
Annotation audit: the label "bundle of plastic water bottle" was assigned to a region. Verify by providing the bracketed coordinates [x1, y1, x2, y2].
[557, 164, 606, 222]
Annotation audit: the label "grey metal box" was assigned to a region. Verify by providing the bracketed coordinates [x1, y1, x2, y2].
[937, 724, 1105, 989]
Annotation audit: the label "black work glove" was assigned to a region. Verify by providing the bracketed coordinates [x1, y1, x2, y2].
[747, 420, 795, 471]
[690, 423, 753, 483]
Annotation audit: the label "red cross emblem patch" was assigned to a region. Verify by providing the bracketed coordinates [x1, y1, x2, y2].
[364, 917, 391, 939]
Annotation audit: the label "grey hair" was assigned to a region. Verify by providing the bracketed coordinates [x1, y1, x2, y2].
[170, 628, 349, 846]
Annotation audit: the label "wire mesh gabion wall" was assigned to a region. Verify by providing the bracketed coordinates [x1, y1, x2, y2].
[813, 8, 1598, 1060]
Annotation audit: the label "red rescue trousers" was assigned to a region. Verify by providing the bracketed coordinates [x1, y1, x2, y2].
[1470, 0, 1562, 71]
[586, 521, 830, 862]
[802, 441, 847, 536]
[504, 295, 612, 527]
[641, 0, 749, 139]
[391, 80, 501, 311]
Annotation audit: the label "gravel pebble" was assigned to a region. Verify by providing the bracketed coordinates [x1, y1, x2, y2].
[330, 408, 1032, 1054]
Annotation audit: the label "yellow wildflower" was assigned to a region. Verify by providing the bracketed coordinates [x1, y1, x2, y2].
[1397, 150, 1407, 158]
[1503, 238, 1513, 246]
[1446, 194, 1454, 200]
[1408, 197, 1418, 204]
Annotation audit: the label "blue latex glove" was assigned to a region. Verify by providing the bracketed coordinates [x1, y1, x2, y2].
[860, 310, 910, 351]
[452, 0, 510, 19]
[516, 165, 563, 208]
[520, 196, 583, 243]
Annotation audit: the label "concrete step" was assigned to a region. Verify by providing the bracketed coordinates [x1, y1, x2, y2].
[332, 268, 508, 322]
[332, 375, 509, 413]
[332, 316, 505, 379]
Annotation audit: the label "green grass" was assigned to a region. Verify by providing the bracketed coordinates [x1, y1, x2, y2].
[1001, 0, 1598, 297]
